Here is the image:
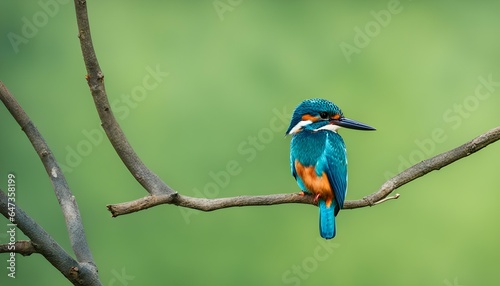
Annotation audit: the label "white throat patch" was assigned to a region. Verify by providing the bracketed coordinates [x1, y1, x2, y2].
[314, 124, 340, 133]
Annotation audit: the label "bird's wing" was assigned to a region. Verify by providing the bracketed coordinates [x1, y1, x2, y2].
[318, 132, 347, 215]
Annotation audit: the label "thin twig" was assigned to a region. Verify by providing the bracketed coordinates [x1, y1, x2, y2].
[73, 0, 175, 197]
[0, 82, 101, 285]
[0, 240, 38, 256]
[107, 126, 500, 217]
[373, 194, 400, 206]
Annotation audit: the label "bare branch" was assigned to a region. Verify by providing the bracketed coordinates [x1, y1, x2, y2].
[73, 0, 175, 197]
[107, 193, 314, 217]
[107, 126, 500, 217]
[0, 82, 101, 285]
[0, 82, 94, 263]
[0, 190, 99, 285]
[0, 240, 37, 256]
[345, 125, 500, 208]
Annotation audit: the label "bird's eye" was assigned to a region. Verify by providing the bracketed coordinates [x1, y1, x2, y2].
[319, 112, 328, 119]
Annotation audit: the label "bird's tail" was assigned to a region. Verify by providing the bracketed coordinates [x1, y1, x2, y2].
[319, 199, 336, 239]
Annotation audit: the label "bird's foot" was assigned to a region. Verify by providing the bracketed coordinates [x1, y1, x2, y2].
[313, 193, 321, 203]
[298, 191, 307, 196]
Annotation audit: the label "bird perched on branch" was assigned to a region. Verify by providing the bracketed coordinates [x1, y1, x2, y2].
[286, 98, 375, 239]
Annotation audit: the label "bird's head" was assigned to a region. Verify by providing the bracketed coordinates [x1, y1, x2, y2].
[286, 98, 376, 135]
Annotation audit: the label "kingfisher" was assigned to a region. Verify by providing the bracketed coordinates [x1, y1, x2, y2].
[286, 98, 375, 239]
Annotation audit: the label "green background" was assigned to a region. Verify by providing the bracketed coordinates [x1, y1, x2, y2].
[1, 1, 500, 285]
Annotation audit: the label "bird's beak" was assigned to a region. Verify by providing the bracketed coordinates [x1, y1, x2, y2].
[330, 117, 376, 131]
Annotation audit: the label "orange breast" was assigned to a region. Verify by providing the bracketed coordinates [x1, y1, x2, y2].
[295, 160, 334, 206]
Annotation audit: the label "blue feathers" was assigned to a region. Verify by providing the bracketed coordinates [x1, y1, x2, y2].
[319, 200, 336, 239]
[290, 128, 346, 239]
[316, 132, 347, 216]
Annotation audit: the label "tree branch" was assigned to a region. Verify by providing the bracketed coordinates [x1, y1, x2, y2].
[0, 82, 101, 285]
[344, 126, 500, 208]
[0, 240, 37, 256]
[0, 190, 99, 285]
[73, 0, 175, 197]
[107, 126, 500, 217]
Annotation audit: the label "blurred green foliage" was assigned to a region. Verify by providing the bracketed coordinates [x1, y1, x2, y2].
[1, 1, 500, 285]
